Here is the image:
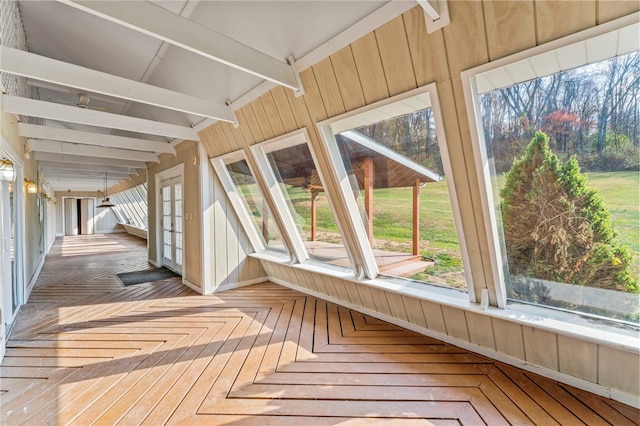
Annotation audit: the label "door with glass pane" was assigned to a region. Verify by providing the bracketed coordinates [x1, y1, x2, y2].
[161, 177, 183, 274]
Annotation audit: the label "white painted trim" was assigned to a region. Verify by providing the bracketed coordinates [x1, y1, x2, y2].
[316, 83, 476, 302]
[148, 258, 161, 268]
[268, 274, 639, 408]
[2, 95, 199, 140]
[19, 123, 175, 154]
[61, 0, 300, 91]
[154, 163, 184, 271]
[211, 153, 266, 253]
[182, 278, 203, 294]
[0, 46, 235, 122]
[212, 277, 269, 293]
[249, 130, 311, 264]
[198, 142, 214, 295]
[25, 253, 45, 300]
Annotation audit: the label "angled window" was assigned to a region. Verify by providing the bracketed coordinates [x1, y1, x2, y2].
[319, 84, 469, 290]
[109, 183, 149, 230]
[251, 130, 354, 270]
[212, 150, 289, 258]
[463, 16, 639, 322]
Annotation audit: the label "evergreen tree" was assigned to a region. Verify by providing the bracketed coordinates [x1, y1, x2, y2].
[500, 131, 636, 292]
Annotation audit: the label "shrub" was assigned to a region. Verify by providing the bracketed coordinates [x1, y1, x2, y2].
[501, 131, 636, 293]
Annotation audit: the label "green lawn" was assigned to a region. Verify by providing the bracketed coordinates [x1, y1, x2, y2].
[273, 172, 639, 290]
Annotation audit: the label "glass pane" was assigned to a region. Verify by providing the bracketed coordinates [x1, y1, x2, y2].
[266, 142, 349, 267]
[332, 107, 467, 290]
[225, 159, 287, 255]
[478, 52, 639, 322]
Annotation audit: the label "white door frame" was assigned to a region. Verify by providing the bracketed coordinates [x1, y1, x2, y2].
[60, 196, 97, 236]
[0, 136, 26, 339]
[154, 164, 184, 271]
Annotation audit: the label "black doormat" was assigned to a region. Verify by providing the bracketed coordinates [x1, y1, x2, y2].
[117, 267, 180, 286]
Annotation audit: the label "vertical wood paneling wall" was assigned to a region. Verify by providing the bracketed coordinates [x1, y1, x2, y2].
[191, 1, 639, 403]
[148, 141, 264, 291]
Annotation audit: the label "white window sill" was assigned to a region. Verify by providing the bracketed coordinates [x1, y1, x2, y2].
[251, 252, 640, 352]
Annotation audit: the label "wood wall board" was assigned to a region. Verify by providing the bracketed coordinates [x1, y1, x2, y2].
[442, 0, 489, 76]
[212, 123, 233, 156]
[598, 346, 640, 396]
[441, 306, 470, 342]
[492, 319, 525, 360]
[220, 122, 243, 153]
[356, 284, 376, 310]
[402, 296, 428, 329]
[342, 280, 363, 307]
[197, 126, 215, 158]
[420, 300, 447, 334]
[311, 272, 330, 296]
[251, 100, 276, 142]
[350, 32, 389, 105]
[299, 68, 328, 124]
[403, 7, 449, 86]
[331, 278, 351, 303]
[557, 335, 598, 383]
[536, 1, 597, 44]
[284, 85, 315, 131]
[330, 46, 366, 112]
[385, 292, 409, 322]
[465, 311, 496, 350]
[522, 326, 559, 371]
[259, 92, 286, 138]
[375, 15, 418, 96]
[312, 57, 346, 119]
[597, 0, 639, 23]
[240, 104, 265, 144]
[369, 287, 393, 317]
[483, 1, 537, 61]
[270, 86, 298, 134]
[234, 109, 259, 148]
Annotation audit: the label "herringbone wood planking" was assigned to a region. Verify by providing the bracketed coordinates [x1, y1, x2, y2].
[1, 234, 638, 424]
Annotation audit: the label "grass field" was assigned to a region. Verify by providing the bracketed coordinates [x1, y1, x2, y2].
[283, 171, 639, 290]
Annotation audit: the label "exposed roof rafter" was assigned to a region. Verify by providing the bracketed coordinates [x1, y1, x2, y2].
[28, 139, 160, 163]
[38, 160, 135, 174]
[57, 0, 302, 92]
[2, 95, 199, 140]
[0, 46, 236, 122]
[19, 123, 175, 154]
[33, 152, 146, 169]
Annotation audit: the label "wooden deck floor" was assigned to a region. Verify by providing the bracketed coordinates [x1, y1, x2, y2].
[2, 234, 638, 425]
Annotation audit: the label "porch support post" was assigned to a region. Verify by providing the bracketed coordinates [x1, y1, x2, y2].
[363, 157, 374, 244]
[413, 179, 420, 256]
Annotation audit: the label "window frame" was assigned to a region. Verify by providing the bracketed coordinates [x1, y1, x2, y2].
[250, 128, 359, 273]
[211, 149, 277, 255]
[461, 13, 639, 310]
[317, 83, 474, 299]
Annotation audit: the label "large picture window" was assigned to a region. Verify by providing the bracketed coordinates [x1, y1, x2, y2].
[320, 85, 470, 290]
[463, 16, 639, 322]
[211, 151, 288, 258]
[250, 130, 354, 270]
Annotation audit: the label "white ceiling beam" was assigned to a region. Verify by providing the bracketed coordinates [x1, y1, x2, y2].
[19, 123, 175, 154]
[2, 95, 199, 140]
[38, 160, 134, 174]
[28, 139, 159, 163]
[0, 46, 235, 122]
[58, 0, 300, 91]
[34, 152, 146, 169]
[417, 0, 450, 34]
[40, 170, 132, 180]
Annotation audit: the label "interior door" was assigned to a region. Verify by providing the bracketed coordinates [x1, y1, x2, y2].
[64, 198, 78, 236]
[161, 177, 183, 274]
